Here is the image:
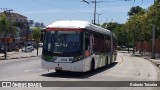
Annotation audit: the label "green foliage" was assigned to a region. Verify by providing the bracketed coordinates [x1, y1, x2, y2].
[126, 2, 160, 41]
[0, 15, 17, 37]
[128, 6, 146, 16]
[13, 22, 25, 29]
[32, 27, 41, 56]
[101, 22, 126, 46]
[0, 15, 9, 35]
[0, 14, 17, 59]
[32, 27, 41, 41]
[101, 2, 160, 49]
[123, 2, 160, 49]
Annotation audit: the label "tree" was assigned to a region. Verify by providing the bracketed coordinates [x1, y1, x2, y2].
[151, 0, 160, 38]
[102, 22, 126, 46]
[13, 22, 25, 29]
[0, 15, 10, 59]
[0, 14, 17, 59]
[128, 6, 146, 16]
[0, 14, 16, 58]
[32, 28, 41, 56]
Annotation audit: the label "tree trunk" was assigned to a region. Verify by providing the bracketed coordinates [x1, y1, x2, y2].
[127, 46, 129, 53]
[4, 34, 7, 59]
[36, 41, 39, 56]
[4, 42, 7, 59]
[132, 43, 135, 54]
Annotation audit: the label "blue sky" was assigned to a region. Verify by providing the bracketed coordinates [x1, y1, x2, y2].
[0, 0, 153, 26]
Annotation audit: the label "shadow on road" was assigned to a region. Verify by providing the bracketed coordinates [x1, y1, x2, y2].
[41, 62, 118, 79]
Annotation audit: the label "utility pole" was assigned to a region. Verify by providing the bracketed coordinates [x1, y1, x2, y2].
[151, 0, 156, 59]
[97, 13, 101, 25]
[82, 0, 100, 25]
[151, 0, 160, 59]
[93, 0, 97, 24]
[82, 0, 131, 25]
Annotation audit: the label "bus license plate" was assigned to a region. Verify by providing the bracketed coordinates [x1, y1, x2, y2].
[55, 67, 62, 70]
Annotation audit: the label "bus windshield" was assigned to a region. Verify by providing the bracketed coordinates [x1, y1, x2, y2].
[43, 31, 82, 57]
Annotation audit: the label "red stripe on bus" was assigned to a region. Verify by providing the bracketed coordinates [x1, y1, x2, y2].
[45, 28, 83, 32]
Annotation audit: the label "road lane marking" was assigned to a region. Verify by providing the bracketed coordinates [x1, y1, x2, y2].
[24, 69, 44, 72]
[119, 56, 124, 65]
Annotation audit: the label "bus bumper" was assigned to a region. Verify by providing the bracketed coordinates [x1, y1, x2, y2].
[41, 59, 86, 72]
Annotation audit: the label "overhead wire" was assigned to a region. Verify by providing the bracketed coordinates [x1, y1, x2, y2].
[85, 0, 114, 23]
[140, 0, 144, 7]
[87, 0, 134, 23]
[97, 4, 112, 20]
[29, 0, 92, 14]
[29, 0, 137, 24]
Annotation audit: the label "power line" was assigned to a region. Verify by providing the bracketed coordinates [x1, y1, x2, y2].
[82, 0, 133, 24]
[97, 4, 112, 19]
[29, 0, 92, 14]
[82, 0, 103, 24]
[140, 0, 144, 6]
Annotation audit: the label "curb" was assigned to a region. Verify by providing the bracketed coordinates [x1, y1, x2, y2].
[131, 53, 160, 69]
[0, 55, 41, 60]
[147, 59, 160, 68]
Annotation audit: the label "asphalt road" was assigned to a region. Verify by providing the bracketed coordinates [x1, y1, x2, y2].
[0, 51, 160, 90]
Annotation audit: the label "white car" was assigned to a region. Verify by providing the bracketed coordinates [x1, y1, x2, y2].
[22, 46, 34, 52]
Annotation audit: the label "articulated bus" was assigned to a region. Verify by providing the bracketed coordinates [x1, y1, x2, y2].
[41, 20, 117, 72]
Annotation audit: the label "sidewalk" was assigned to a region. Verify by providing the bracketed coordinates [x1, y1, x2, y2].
[0, 48, 42, 60]
[132, 51, 160, 67]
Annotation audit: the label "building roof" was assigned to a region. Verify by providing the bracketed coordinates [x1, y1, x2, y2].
[0, 12, 27, 18]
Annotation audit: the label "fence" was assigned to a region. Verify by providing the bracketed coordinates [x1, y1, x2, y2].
[136, 39, 160, 58]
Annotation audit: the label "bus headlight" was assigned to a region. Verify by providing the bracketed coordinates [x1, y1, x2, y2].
[72, 56, 84, 63]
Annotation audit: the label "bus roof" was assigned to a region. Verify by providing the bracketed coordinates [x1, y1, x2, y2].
[47, 20, 112, 36]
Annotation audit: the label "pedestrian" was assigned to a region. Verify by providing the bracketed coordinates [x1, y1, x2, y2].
[141, 48, 143, 56]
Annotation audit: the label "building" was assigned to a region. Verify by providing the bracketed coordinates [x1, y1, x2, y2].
[0, 12, 27, 23]
[0, 12, 29, 51]
[34, 22, 45, 28]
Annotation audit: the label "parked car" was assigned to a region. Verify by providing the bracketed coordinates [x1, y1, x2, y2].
[33, 42, 43, 48]
[22, 46, 34, 53]
[39, 43, 43, 47]
[0, 45, 4, 53]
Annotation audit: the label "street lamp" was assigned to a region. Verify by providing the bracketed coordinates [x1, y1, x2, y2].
[97, 13, 101, 25]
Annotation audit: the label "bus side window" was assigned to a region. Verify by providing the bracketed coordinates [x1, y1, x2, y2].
[85, 38, 90, 50]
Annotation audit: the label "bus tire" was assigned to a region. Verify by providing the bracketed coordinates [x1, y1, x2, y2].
[55, 70, 62, 73]
[90, 59, 95, 72]
[105, 56, 108, 68]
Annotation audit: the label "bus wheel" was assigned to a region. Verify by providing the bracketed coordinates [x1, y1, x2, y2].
[55, 70, 62, 73]
[90, 59, 95, 72]
[105, 56, 108, 68]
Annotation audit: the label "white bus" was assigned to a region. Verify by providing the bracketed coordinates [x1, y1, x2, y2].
[41, 20, 117, 72]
